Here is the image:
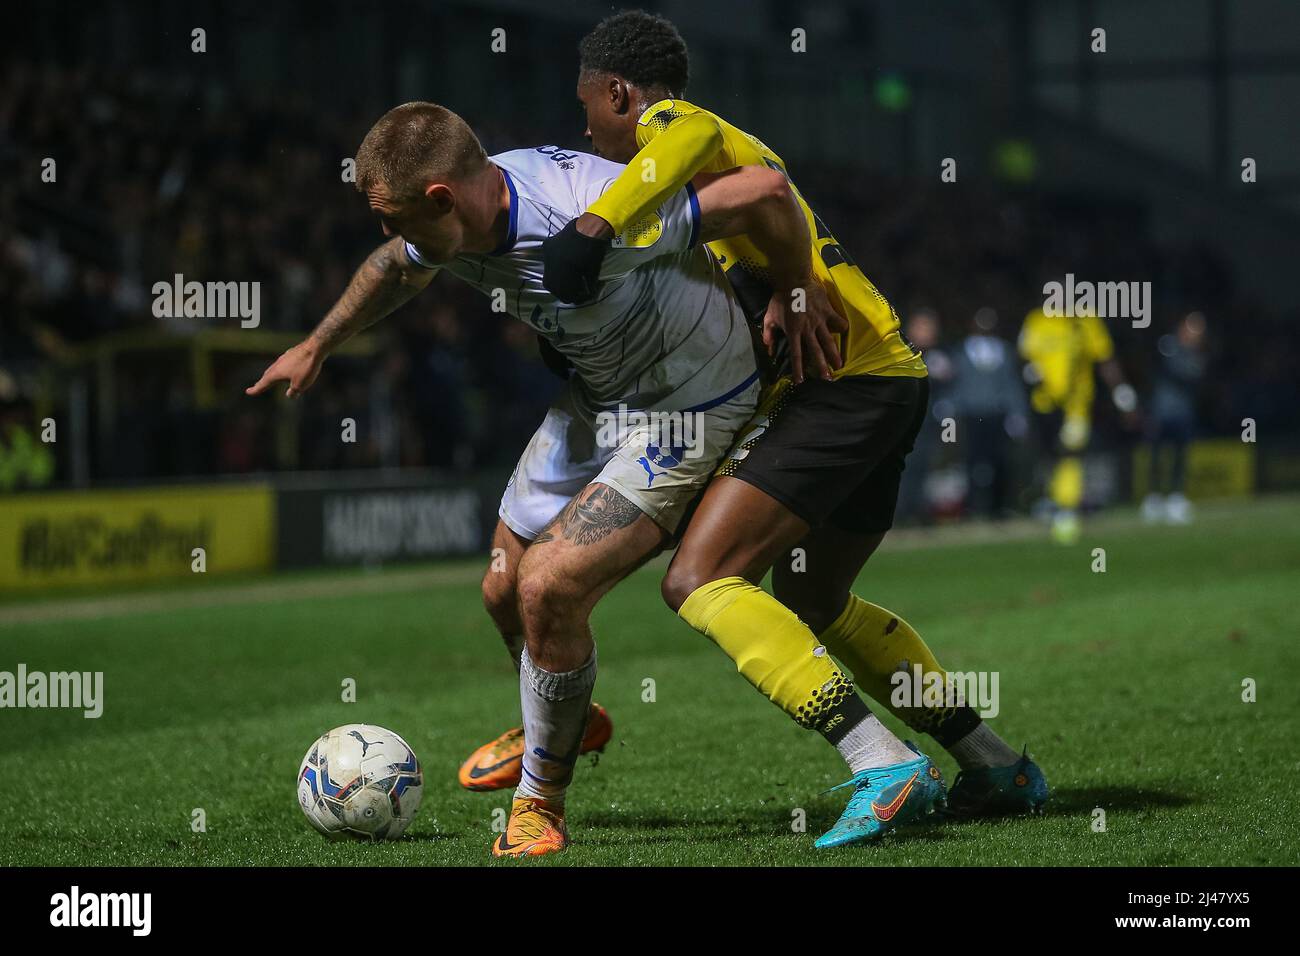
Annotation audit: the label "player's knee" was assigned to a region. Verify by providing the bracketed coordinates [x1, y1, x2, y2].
[516, 571, 592, 670]
[481, 565, 519, 633]
[661, 561, 716, 613]
[516, 566, 581, 631]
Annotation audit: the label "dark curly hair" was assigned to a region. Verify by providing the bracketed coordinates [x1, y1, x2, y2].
[578, 10, 689, 97]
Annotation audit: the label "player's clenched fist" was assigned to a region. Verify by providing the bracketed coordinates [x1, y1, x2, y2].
[246, 338, 326, 399]
[762, 281, 847, 384]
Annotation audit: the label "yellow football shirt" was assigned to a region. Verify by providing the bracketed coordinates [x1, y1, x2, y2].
[588, 98, 926, 381]
[1017, 308, 1114, 418]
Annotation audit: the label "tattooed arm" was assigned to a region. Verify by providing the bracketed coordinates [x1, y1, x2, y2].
[246, 237, 434, 398]
[309, 237, 433, 351]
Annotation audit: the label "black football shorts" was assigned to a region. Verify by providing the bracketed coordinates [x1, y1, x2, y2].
[718, 373, 930, 533]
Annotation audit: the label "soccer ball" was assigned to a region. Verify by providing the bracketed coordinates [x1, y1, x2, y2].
[297, 724, 424, 841]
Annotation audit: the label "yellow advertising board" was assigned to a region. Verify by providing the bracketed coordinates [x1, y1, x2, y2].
[1133, 439, 1255, 500]
[0, 484, 274, 591]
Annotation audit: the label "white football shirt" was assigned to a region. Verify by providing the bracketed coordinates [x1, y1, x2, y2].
[404, 146, 758, 420]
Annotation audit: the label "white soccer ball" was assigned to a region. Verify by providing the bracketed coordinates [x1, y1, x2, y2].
[297, 724, 424, 841]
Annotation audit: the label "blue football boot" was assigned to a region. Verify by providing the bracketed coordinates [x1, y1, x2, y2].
[814, 747, 947, 848]
[945, 748, 1049, 818]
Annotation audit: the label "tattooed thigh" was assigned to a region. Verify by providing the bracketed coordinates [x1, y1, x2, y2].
[534, 484, 646, 547]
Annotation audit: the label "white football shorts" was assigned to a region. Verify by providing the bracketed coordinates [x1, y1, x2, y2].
[499, 374, 760, 540]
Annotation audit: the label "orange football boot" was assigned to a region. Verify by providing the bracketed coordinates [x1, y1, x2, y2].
[491, 796, 568, 858]
[458, 703, 612, 792]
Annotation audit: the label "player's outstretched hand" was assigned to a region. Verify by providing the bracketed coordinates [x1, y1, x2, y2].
[762, 281, 848, 384]
[246, 339, 325, 399]
[542, 214, 612, 304]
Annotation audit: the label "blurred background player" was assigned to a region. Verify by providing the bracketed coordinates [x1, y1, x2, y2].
[1141, 312, 1208, 524]
[895, 307, 953, 525]
[1018, 303, 1138, 543]
[950, 307, 1029, 520]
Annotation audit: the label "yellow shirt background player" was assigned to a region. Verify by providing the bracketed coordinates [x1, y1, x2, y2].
[1017, 307, 1137, 542]
[584, 97, 926, 383]
[1018, 307, 1115, 448]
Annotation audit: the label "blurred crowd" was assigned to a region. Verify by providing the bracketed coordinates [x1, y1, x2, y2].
[0, 62, 566, 480]
[2, 63, 1297, 504]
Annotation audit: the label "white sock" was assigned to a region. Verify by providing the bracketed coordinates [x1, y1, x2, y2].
[948, 723, 1021, 770]
[836, 714, 918, 774]
[514, 645, 597, 806]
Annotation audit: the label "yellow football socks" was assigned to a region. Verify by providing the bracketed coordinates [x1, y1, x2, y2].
[1049, 455, 1084, 511]
[678, 576, 853, 730]
[818, 596, 979, 746]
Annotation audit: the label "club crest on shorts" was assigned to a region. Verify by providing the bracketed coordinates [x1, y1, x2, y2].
[637, 442, 684, 486]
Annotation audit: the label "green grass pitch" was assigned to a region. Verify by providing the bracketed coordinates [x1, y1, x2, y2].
[2, 497, 1298, 866]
